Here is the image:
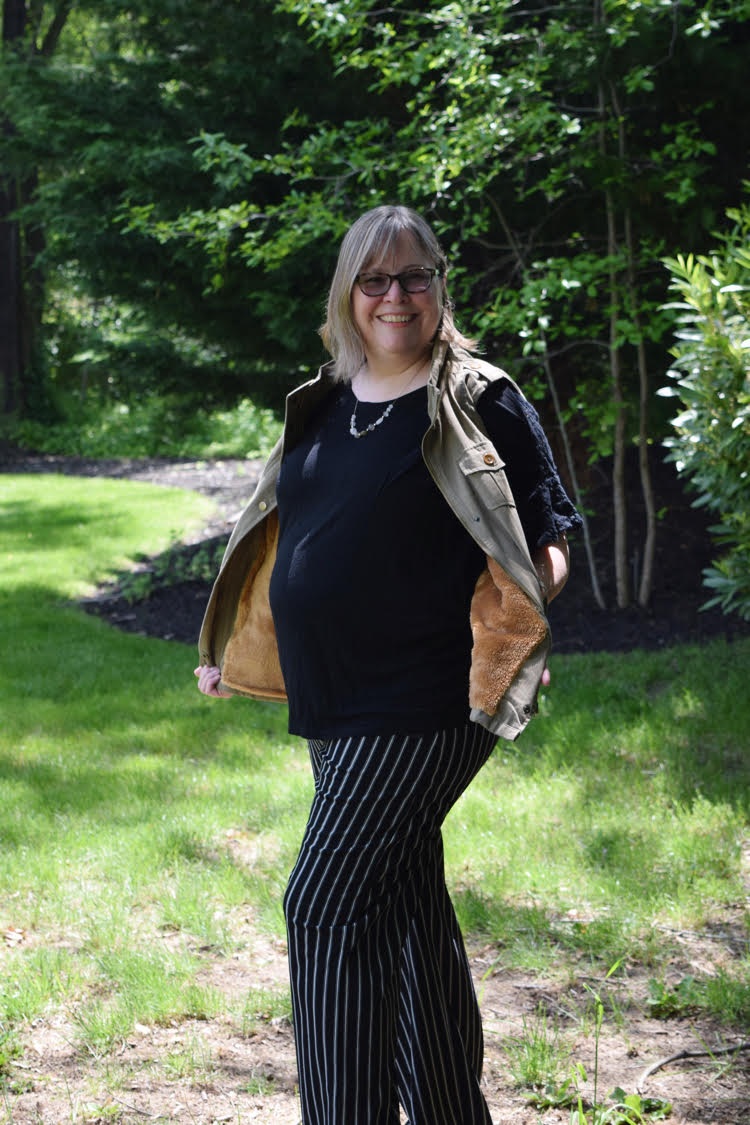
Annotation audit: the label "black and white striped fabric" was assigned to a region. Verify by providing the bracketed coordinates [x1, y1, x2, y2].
[284, 723, 497, 1124]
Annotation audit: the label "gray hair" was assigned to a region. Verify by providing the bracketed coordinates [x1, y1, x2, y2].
[320, 205, 477, 380]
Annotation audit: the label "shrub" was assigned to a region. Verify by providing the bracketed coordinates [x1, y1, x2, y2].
[8, 393, 281, 461]
[660, 200, 750, 621]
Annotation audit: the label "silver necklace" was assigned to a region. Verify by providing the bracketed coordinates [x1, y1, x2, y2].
[349, 398, 394, 439]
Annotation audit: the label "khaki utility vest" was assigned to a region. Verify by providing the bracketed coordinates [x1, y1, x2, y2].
[198, 340, 550, 741]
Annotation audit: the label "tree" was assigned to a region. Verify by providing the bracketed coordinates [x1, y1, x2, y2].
[145, 0, 749, 606]
[2, 0, 382, 420]
[1, 0, 72, 417]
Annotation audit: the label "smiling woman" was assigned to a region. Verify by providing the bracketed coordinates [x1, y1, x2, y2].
[349, 237, 443, 394]
[196, 204, 581, 1124]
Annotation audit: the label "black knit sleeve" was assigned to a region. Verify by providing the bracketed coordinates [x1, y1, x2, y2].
[476, 379, 583, 553]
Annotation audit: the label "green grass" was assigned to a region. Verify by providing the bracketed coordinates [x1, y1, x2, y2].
[1, 474, 310, 1055]
[445, 643, 750, 972]
[1, 471, 749, 1070]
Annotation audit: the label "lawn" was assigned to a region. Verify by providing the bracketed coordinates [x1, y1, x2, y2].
[1, 473, 749, 1123]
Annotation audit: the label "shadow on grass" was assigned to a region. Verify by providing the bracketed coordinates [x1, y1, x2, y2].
[528, 640, 750, 815]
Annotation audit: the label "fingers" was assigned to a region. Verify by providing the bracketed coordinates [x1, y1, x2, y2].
[194, 665, 232, 698]
[541, 666, 551, 687]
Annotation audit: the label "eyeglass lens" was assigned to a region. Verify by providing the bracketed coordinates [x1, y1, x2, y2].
[358, 269, 435, 296]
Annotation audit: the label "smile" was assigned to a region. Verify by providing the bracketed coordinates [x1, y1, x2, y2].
[378, 315, 416, 324]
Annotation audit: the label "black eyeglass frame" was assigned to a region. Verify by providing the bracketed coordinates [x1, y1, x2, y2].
[354, 267, 443, 297]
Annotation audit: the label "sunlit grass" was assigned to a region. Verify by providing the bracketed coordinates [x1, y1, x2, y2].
[1, 474, 308, 1052]
[1, 472, 749, 1060]
[446, 640, 750, 971]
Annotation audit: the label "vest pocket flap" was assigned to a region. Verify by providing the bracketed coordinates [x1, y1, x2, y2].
[458, 442, 515, 509]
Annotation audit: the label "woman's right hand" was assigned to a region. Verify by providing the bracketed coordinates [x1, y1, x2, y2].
[194, 665, 233, 698]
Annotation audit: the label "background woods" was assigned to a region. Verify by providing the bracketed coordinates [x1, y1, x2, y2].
[2, 0, 750, 614]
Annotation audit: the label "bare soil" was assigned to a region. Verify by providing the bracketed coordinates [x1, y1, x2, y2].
[3, 449, 750, 1123]
[3, 909, 750, 1124]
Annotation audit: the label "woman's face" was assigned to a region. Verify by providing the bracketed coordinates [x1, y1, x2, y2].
[351, 231, 443, 371]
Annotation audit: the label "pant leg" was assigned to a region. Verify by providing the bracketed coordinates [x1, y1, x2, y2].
[394, 722, 495, 1125]
[395, 837, 490, 1125]
[285, 725, 496, 1125]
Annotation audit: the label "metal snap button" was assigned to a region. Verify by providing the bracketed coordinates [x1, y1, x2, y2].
[258, 500, 268, 511]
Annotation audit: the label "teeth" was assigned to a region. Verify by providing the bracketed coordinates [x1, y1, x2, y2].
[380, 315, 413, 323]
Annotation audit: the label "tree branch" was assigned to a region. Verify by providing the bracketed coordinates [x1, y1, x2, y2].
[39, 0, 73, 58]
[638, 1040, 750, 1094]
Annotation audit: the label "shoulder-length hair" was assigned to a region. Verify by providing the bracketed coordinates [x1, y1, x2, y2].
[320, 205, 478, 381]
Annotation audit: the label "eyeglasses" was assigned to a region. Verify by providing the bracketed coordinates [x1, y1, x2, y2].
[355, 267, 441, 297]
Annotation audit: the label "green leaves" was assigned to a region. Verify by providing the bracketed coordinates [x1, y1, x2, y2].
[662, 199, 750, 619]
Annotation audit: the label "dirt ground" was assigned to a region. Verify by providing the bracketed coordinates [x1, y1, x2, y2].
[4, 905, 750, 1124]
[3, 449, 750, 1123]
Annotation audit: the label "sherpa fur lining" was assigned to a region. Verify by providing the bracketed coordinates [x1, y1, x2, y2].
[469, 558, 547, 716]
[221, 514, 286, 700]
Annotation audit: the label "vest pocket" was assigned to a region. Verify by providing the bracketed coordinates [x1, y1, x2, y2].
[458, 442, 516, 510]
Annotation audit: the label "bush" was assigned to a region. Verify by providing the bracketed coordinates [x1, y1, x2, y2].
[660, 200, 750, 621]
[9, 393, 282, 461]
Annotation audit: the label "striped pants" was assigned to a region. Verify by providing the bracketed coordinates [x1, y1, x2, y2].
[283, 723, 497, 1125]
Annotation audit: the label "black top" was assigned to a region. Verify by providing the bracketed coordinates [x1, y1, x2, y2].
[268, 379, 581, 738]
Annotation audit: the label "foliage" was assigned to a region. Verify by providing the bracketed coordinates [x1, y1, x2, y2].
[173, 0, 750, 376]
[115, 537, 228, 605]
[8, 391, 281, 459]
[4, 0, 750, 611]
[661, 199, 750, 620]
[121, 0, 750, 606]
[502, 1002, 570, 1092]
[2, 0, 371, 414]
[647, 975, 701, 1018]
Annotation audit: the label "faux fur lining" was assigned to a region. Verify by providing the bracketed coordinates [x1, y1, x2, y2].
[221, 513, 286, 700]
[469, 558, 547, 716]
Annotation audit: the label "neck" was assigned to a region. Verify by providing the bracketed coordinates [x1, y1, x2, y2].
[353, 351, 432, 403]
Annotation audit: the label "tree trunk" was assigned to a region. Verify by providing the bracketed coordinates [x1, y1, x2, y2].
[1, 0, 73, 419]
[607, 243, 629, 610]
[2, 0, 26, 39]
[611, 92, 657, 607]
[623, 208, 657, 608]
[595, 1, 629, 608]
[1, 0, 27, 416]
[487, 192, 606, 609]
[0, 173, 22, 415]
[541, 345, 607, 610]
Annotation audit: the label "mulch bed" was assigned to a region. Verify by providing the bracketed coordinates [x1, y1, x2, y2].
[3, 443, 748, 653]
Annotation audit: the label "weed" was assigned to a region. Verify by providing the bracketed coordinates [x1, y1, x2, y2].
[243, 1074, 277, 1095]
[560, 968, 672, 1124]
[163, 1032, 216, 1082]
[9, 393, 282, 461]
[0, 1029, 22, 1089]
[240, 988, 293, 1036]
[646, 976, 700, 1018]
[502, 1003, 570, 1091]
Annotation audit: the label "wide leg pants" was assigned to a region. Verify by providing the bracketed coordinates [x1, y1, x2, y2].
[283, 723, 497, 1125]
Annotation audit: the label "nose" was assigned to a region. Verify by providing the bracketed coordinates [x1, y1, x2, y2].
[384, 276, 408, 298]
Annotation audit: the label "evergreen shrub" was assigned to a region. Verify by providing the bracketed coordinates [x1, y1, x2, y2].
[660, 199, 750, 620]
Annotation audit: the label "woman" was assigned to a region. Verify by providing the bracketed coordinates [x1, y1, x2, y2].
[195, 205, 581, 1124]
